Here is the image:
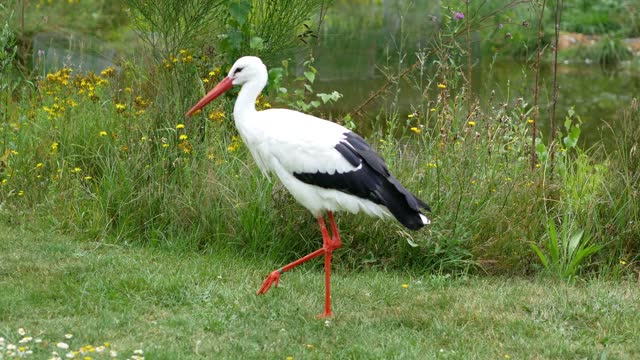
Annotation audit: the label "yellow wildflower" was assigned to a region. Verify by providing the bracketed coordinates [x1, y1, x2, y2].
[179, 134, 188, 140]
[176, 124, 185, 129]
[527, 118, 534, 124]
[134, 96, 149, 108]
[35, 163, 43, 168]
[178, 141, 192, 154]
[437, 83, 446, 89]
[162, 143, 169, 148]
[84, 176, 93, 180]
[115, 103, 126, 113]
[410, 127, 421, 134]
[401, 284, 409, 289]
[100, 67, 115, 77]
[227, 136, 241, 152]
[99, 131, 108, 137]
[430, 108, 436, 112]
[51, 142, 59, 152]
[208, 110, 225, 121]
[467, 121, 476, 127]
[18, 190, 24, 196]
[620, 259, 627, 265]
[407, 113, 415, 119]
[72, 167, 82, 173]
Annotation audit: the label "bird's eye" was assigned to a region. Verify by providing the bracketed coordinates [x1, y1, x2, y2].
[234, 67, 244, 75]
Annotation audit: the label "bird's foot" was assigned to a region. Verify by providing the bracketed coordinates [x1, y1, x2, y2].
[257, 269, 281, 295]
[316, 310, 333, 319]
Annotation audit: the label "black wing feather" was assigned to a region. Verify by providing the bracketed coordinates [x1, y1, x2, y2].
[293, 132, 430, 230]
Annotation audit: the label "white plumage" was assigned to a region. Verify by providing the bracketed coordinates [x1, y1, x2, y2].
[237, 108, 390, 218]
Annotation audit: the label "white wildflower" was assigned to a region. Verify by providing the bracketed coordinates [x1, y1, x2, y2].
[19, 336, 33, 343]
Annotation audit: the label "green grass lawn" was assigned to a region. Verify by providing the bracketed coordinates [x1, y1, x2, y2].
[1, 224, 638, 359]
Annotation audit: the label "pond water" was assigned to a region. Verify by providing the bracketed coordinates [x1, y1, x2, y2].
[32, 32, 116, 74]
[311, 0, 640, 147]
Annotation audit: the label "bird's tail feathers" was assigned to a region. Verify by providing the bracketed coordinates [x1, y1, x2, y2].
[380, 176, 431, 230]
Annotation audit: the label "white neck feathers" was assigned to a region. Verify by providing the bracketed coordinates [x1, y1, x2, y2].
[233, 72, 268, 121]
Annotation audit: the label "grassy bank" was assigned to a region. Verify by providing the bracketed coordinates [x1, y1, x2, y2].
[2, 52, 639, 276]
[1, 225, 639, 359]
[1, 1, 639, 277]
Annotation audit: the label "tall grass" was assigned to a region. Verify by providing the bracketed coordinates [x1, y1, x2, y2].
[0, 0, 638, 278]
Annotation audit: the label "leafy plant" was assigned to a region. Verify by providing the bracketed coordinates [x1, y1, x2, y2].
[531, 218, 603, 280]
[535, 107, 582, 166]
[268, 57, 342, 113]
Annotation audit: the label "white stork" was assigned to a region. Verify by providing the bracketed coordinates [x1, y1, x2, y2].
[186, 56, 430, 318]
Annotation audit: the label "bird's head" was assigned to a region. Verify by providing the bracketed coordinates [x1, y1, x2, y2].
[228, 56, 267, 86]
[185, 56, 267, 117]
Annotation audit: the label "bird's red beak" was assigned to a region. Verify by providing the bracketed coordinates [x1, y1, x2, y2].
[185, 76, 234, 117]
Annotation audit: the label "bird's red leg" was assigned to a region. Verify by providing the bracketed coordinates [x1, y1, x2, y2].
[319, 211, 343, 318]
[256, 215, 331, 296]
[257, 214, 342, 318]
[318, 215, 333, 318]
[256, 248, 325, 295]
